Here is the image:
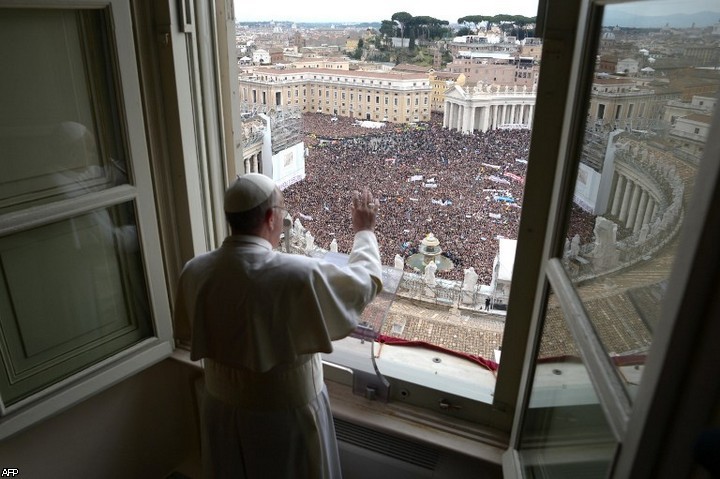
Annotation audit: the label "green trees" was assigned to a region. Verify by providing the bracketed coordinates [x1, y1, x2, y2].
[361, 11, 537, 64]
[350, 38, 364, 60]
[386, 11, 450, 49]
[457, 14, 537, 39]
[457, 15, 485, 34]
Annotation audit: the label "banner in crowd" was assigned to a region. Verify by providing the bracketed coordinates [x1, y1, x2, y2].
[273, 142, 306, 190]
[504, 172, 525, 184]
[488, 175, 511, 185]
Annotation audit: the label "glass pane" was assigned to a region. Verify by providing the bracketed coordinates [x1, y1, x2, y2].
[559, 0, 717, 398]
[519, 291, 617, 478]
[0, 9, 129, 215]
[241, 6, 539, 409]
[0, 202, 152, 405]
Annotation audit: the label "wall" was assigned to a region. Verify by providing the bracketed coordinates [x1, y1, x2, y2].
[0, 359, 201, 479]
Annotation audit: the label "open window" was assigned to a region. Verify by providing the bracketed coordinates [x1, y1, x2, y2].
[502, 0, 720, 476]
[0, 1, 172, 438]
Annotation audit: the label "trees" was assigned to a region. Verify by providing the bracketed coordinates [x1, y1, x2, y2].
[412, 16, 450, 42]
[379, 20, 396, 38]
[457, 15, 486, 34]
[457, 14, 537, 40]
[386, 12, 449, 48]
[391, 11, 413, 46]
[350, 38, 364, 60]
[455, 26, 473, 37]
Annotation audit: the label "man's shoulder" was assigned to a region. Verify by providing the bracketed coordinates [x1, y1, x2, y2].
[271, 251, 322, 272]
[180, 248, 224, 275]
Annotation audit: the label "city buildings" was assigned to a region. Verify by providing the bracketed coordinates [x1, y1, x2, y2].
[238, 67, 432, 123]
[447, 52, 539, 89]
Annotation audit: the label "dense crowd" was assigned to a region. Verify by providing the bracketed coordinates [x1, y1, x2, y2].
[284, 113, 594, 284]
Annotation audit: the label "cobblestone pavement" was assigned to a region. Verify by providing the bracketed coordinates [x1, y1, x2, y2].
[380, 297, 505, 360]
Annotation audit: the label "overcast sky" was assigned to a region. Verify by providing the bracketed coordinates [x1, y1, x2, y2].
[233, 0, 540, 24]
[233, 0, 718, 24]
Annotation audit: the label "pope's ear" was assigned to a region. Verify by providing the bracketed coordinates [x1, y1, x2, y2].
[265, 207, 278, 225]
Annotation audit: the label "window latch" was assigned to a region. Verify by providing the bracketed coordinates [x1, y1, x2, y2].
[352, 369, 390, 402]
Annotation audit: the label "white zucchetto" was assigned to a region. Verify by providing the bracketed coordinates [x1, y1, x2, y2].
[224, 173, 277, 213]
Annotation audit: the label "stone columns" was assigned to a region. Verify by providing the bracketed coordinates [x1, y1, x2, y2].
[481, 106, 491, 132]
[611, 174, 625, 216]
[626, 184, 642, 229]
[633, 191, 649, 233]
[642, 198, 654, 227]
[466, 106, 476, 133]
[528, 105, 535, 128]
[619, 180, 634, 222]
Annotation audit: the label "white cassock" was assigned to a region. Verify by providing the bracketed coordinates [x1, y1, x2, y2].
[174, 231, 382, 479]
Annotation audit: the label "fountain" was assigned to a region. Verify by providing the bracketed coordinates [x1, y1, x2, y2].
[405, 233, 455, 273]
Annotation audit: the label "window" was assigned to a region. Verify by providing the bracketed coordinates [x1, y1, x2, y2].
[14, 1, 713, 476]
[505, 0, 720, 476]
[0, 0, 171, 436]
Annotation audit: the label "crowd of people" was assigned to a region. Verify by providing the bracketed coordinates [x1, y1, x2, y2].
[283, 113, 594, 284]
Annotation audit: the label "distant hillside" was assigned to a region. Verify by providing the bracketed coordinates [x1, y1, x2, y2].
[602, 10, 720, 28]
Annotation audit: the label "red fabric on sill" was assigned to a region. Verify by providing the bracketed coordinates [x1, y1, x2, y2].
[376, 334, 499, 372]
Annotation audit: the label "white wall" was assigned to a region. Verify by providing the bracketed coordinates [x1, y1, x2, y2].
[0, 360, 201, 478]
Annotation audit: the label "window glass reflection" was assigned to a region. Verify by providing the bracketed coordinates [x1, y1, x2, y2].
[559, 0, 717, 398]
[519, 290, 617, 478]
[0, 9, 128, 214]
[0, 202, 151, 405]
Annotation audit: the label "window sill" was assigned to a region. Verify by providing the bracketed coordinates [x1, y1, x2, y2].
[171, 347, 508, 466]
[325, 379, 507, 466]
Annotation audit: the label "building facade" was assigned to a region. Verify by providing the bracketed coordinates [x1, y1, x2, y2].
[448, 52, 539, 89]
[238, 68, 432, 123]
[443, 83, 537, 133]
[587, 76, 680, 130]
[429, 71, 466, 112]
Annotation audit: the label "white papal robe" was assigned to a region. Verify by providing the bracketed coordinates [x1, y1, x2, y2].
[173, 230, 382, 478]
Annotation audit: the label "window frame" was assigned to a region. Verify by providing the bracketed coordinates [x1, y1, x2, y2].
[502, 0, 720, 476]
[0, 0, 173, 440]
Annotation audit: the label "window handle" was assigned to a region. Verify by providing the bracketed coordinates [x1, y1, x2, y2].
[178, 0, 194, 34]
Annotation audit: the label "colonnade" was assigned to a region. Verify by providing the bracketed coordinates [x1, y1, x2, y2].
[443, 87, 536, 133]
[609, 171, 659, 233]
[242, 153, 262, 174]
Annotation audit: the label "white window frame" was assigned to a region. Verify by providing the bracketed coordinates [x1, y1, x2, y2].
[502, 0, 720, 476]
[0, 0, 173, 440]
